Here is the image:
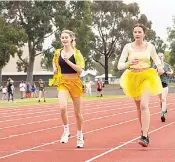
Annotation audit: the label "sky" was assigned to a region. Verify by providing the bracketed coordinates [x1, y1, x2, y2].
[123, 0, 175, 42]
[44, 0, 175, 49]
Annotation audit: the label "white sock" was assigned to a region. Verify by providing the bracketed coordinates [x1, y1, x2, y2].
[77, 130, 83, 137]
[63, 125, 69, 133]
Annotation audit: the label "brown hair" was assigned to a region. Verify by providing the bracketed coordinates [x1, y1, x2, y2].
[133, 23, 146, 33]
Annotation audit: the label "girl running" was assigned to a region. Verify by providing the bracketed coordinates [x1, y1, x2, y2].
[52, 30, 85, 148]
[118, 23, 164, 147]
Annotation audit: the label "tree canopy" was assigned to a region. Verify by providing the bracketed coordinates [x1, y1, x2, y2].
[0, 1, 170, 83]
[0, 16, 27, 82]
[90, 1, 166, 83]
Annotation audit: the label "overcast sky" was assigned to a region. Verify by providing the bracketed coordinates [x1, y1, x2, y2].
[123, 0, 175, 42]
[43, 0, 175, 49]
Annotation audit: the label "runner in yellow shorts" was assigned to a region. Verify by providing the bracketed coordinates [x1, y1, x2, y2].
[52, 30, 85, 148]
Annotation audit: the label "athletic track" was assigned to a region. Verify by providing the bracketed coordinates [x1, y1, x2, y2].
[0, 95, 175, 162]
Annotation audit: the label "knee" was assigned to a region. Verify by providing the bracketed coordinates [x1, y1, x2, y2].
[60, 109, 67, 116]
[75, 113, 82, 119]
[140, 103, 148, 111]
[60, 104, 67, 112]
[162, 97, 166, 103]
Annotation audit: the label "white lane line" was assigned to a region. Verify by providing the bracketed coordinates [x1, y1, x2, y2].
[0, 101, 134, 122]
[0, 109, 137, 140]
[85, 122, 175, 162]
[0, 108, 174, 159]
[0, 105, 135, 130]
[0, 100, 134, 119]
[0, 100, 172, 130]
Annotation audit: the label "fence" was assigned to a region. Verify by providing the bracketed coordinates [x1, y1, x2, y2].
[0, 81, 50, 88]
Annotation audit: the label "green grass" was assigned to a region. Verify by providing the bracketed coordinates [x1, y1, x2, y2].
[0, 98, 58, 108]
[169, 82, 175, 86]
[0, 95, 125, 108]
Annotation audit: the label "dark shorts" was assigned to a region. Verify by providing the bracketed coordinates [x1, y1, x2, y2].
[162, 82, 168, 88]
[97, 88, 102, 92]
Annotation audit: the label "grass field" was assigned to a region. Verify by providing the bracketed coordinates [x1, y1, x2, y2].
[0, 95, 125, 108]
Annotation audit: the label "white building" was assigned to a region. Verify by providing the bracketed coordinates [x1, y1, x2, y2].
[95, 74, 120, 84]
[2, 44, 44, 73]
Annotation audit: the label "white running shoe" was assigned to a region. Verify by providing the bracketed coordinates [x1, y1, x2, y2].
[60, 132, 70, 143]
[77, 136, 84, 148]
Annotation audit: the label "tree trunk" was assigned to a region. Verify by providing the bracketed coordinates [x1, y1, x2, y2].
[104, 55, 109, 84]
[26, 41, 35, 82]
[26, 55, 35, 82]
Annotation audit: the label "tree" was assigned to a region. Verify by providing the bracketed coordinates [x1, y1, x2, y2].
[93, 58, 114, 76]
[153, 36, 166, 53]
[52, 1, 92, 69]
[91, 1, 166, 83]
[0, 16, 27, 82]
[164, 51, 171, 63]
[90, 1, 140, 83]
[167, 16, 175, 67]
[138, 14, 166, 53]
[40, 1, 92, 71]
[3, 1, 54, 81]
[40, 49, 53, 71]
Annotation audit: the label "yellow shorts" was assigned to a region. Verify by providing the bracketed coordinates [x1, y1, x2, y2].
[57, 76, 83, 98]
[120, 68, 162, 100]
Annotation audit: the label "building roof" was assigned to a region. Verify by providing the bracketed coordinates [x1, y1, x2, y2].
[80, 70, 97, 77]
[95, 74, 114, 79]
